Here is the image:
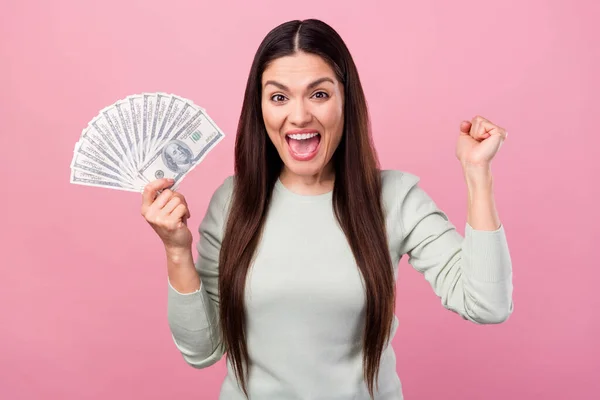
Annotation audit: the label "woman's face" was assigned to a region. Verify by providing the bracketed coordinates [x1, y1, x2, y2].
[261, 51, 344, 181]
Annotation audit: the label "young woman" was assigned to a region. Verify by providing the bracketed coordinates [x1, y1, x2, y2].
[141, 18, 513, 400]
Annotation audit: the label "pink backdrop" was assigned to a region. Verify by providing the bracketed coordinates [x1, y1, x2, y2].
[1, 0, 598, 399]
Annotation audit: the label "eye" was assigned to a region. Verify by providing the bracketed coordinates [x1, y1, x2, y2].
[270, 94, 287, 102]
[312, 91, 329, 99]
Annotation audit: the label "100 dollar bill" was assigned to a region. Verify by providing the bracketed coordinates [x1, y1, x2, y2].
[138, 109, 224, 185]
[70, 169, 140, 192]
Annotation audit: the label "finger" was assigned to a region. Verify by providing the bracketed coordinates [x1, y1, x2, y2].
[161, 195, 184, 215]
[470, 116, 492, 140]
[168, 192, 190, 219]
[142, 178, 175, 210]
[470, 116, 482, 138]
[478, 119, 507, 140]
[170, 204, 189, 227]
[482, 121, 508, 140]
[152, 189, 176, 211]
[176, 193, 191, 219]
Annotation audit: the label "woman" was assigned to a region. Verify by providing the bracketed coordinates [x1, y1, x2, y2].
[141, 19, 513, 400]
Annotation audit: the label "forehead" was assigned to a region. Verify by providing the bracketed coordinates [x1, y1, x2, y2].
[262, 52, 337, 87]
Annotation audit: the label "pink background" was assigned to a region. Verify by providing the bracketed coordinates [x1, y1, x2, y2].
[1, 0, 598, 399]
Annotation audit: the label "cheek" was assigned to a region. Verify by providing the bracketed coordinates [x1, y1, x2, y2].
[320, 105, 344, 144]
[262, 104, 285, 145]
[262, 103, 285, 140]
[265, 129, 280, 148]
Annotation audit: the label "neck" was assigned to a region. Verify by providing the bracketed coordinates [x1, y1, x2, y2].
[279, 163, 335, 195]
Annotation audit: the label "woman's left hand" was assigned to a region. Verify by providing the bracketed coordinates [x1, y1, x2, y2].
[456, 115, 508, 168]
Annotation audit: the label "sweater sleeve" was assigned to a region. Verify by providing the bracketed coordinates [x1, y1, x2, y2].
[389, 170, 514, 324]
[167, 176, 234, 367]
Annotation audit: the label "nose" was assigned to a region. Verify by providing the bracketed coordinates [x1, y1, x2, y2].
[288, 99, 312, 126]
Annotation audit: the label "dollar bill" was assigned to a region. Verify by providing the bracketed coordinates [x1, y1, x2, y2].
[73, 139, 129, 181]
[143, 93, 157, 165]
[147, 93, 171, 160]
[71, 148, 134, 185]
[128, 95, 144, 163]
[70, 169, 140, 192]
[81, 122, 137, 182]
[148, 94, 190, 157]
[150, 99, 201, 158]
[77, 130, 121, 172]
[138, 110, 225, 184]
[115, 98, 140, 167]
[100, 104, 137, 171]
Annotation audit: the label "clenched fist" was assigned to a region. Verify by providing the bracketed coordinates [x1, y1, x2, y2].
[141, 178, 193, 252]
[456, 115, 508, 168]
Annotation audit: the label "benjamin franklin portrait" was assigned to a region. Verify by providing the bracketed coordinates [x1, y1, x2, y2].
[161, 140, 193, 174]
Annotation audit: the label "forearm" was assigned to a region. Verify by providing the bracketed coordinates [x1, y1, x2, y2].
[463, 164, 501, 231]
[458, 164, 512, 323]
[166, 248, 224, 368]
[166, 247, 201, 294]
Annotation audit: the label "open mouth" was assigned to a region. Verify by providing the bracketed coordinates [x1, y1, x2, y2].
[285, 132, 321, 161]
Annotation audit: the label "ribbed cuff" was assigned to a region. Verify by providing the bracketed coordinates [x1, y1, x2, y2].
[168, 277, 202, 296]
[462, 222, 512, 282]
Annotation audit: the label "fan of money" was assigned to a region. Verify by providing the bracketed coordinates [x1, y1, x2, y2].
[69, 92, 225, 193]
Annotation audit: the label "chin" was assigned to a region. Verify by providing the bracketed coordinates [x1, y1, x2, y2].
[283, 159, 327, 178]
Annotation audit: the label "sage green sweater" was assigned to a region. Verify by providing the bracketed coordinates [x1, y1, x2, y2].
[167, 169, 514, 399]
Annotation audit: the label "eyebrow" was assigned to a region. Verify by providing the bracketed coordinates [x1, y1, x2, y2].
[263, 77, 335, 91]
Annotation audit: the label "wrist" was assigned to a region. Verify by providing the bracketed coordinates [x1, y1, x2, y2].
[463, 163, 493, 187]
[165, 246, 193, 264]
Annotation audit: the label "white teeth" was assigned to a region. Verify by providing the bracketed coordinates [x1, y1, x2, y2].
[288, 132, 319, 140]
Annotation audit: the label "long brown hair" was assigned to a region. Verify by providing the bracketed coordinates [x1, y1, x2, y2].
[218, 19, 395, 399]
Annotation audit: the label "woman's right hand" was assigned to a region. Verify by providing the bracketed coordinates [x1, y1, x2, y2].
[141, 178, 193, 252]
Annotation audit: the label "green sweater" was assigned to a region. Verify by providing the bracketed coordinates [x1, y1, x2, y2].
[167, 169, 514, 399]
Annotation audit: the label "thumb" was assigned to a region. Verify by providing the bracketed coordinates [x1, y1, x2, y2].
[460, 120, 472, 135]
